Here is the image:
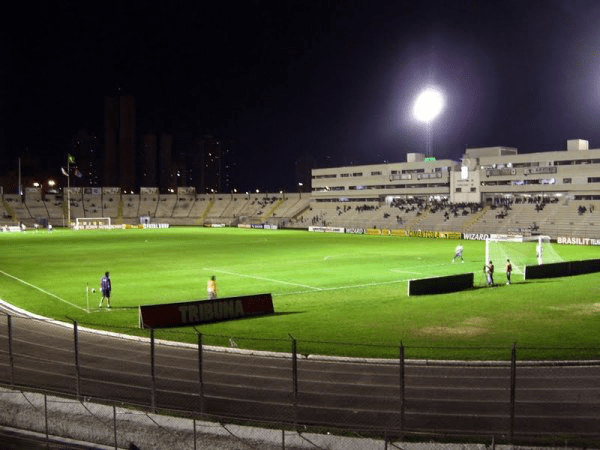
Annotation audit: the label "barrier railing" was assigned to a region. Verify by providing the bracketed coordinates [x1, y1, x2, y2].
[1, 313, 600, 449]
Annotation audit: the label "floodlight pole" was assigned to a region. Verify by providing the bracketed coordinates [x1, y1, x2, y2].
[426, 121, 433, 157]
[66, 156, 71, 228]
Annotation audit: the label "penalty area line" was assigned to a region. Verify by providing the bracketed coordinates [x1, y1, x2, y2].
[0, 269, 88, 313]
[203, 268, 322, 291]
[389, 269, 423, 275]
[275, 277, 415, 297]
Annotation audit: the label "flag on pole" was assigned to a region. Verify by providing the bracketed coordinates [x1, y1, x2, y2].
[61, 167, 69, 177]
[68, 154, 75, 164]
[74, 168, 83, 178]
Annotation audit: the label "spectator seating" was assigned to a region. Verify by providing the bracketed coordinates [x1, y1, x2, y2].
[24, 193, 49, 222]
[4, 194, 32, 225]
[122, 194, 140, 218]
[172, 195, 195, 218]
[82, 192, 102, 217]
[5, 190, 600, 239]
[139, 195, 159, 218]
[155, 194, 177, 218]
[43, 194, 65, 222]
[0, 198, 16, 225]
[102, 194, 120, 218]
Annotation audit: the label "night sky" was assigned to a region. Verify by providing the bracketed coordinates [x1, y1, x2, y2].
[2, 0, 600, 191]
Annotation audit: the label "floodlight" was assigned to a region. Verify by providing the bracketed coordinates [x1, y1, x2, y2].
[413, 88, 444, 123]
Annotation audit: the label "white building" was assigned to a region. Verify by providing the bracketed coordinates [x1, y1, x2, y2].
[311, 139, 600, 205]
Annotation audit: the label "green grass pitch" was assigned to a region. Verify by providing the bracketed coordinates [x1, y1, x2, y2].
[1, 227, 599, 360]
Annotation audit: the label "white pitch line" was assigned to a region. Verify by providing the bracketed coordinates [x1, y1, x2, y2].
[203, 268, 322, 291]
[390, 269, 423, 274]
[0, 269, 88, 313]
[274, 277, 415, 297]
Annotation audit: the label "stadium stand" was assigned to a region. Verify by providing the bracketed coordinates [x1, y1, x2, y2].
[0, 197, 16, 225]
[220, 193, 249, 220]
[82, 191, 100, 216]
[138, 194, 159, 218]
[155, 194, 177, 218]
[234, 194, 279, 222]
[67, 191, 85, 220]
[172, 195, 195, 218]
[266, 193, 309, 226]
[187, 194, 211, 223]
[273, 193, 303, 216]
[122, 194, 140, 218]
[24, 190, 49, 223]
[101, 193, 119, 220]
[4, 194, 32, 225]
[3, 184, 600, 239]
[203, 195, 231, 223]
[43, 194, 65, 222]
[541, 200, 600, 238]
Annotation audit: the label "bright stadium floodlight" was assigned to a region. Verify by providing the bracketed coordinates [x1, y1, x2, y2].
[413, 87, 444, 124]
[413, 87, 444, 156]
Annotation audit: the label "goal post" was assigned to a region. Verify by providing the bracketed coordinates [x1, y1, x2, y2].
[74, 217, 112, 230]
[485, 235, 562, 276]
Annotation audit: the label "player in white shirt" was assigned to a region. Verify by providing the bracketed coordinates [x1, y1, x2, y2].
[452, 243, 464, 263]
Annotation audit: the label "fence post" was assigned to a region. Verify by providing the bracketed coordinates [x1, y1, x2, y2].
[193, 418, 197, 450]
[73, 320, 81, 399]
[113, 404, 118, 450]
[150, 328, 156, 412]
[510, 343, 516, 443]
[290, 335, 298, 401]
[7, 315, 14, 386]
[197, 332, 204, 414]
[289, 334, 298, 427]
[399, 342, 405, 436]
[44, 393, 49, 443]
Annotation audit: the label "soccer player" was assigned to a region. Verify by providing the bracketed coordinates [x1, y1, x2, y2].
[486, 261, 494, 286]
[99, 271, 112, 309]
[452, 243, 464, 263]
[207, 275, 218, 300]
[505, 259, 512, 285]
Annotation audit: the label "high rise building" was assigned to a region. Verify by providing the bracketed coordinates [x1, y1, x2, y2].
[193, 134, 223, 193]
[72, 129, 99, 186]
[140, 133, 158, 187]
[159, 133, 174, 189]
[103, 94, 136, 190]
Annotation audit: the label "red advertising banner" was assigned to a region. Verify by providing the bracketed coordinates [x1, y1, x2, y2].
[139, 293, 274, 329]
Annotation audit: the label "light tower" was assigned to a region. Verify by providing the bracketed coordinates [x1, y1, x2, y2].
[413, 87, 444, 156]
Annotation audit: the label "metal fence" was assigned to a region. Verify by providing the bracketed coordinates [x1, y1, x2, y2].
[1, 312, 600, 449]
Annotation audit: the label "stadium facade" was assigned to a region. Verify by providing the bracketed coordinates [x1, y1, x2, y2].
[2, 139, 600, 240]
[307, 139, 600, 239]
[311, 139, 600, 205]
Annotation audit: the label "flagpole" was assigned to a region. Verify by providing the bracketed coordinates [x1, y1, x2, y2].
[67, 156, 71, 228]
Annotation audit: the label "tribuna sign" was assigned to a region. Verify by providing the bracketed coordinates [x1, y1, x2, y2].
[139, 293, 274, 329]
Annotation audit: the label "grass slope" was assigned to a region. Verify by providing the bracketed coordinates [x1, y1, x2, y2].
[1, 227, 599, 360]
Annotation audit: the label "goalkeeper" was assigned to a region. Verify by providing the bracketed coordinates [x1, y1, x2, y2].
[452, 243, 464, 263]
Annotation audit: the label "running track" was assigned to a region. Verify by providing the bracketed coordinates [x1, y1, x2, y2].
[0, 307, 599, 446]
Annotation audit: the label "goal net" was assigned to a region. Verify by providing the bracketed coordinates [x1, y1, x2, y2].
[485, 235, 562, 276]
[74, 217, 112, 230]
